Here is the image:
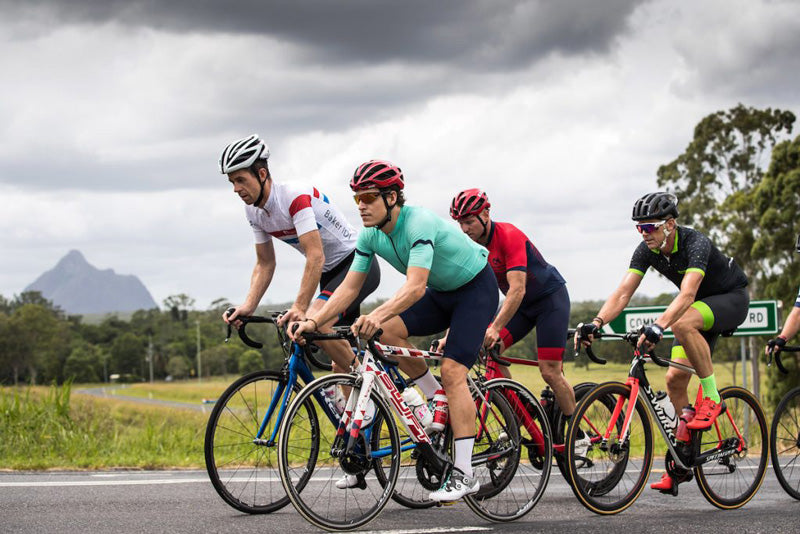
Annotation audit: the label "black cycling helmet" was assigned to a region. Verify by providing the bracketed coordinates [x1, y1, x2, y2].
[631, 192, 679, 221]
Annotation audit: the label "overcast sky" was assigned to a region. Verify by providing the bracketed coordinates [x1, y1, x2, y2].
[1, 0, 799, 311]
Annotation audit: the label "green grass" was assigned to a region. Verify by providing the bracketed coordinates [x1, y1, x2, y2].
[0, 383, 207, 470]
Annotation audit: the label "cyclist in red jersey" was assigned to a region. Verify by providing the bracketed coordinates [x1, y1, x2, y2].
[447, 189, 579, 425]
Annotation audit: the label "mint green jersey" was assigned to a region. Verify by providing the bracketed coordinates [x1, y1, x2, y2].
[350, 205, 488, 292]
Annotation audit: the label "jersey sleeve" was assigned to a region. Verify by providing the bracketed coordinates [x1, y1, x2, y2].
[628, 242, 651, 276]
[350, 230, 375, 272]
[685, 232, 711, 276]
[288, 192, 318, 236]
[246, 208, 271, 244]
[406, 212, 436, 270]
[501, 224, 529, 272]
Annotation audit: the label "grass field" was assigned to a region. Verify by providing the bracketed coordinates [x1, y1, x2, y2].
[0, 360, 767, 470]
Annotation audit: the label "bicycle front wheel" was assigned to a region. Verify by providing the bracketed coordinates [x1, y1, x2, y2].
[204, 370, 310, 514]
[771, 386, 800, 500]
[695, 386, 768, 509]
[464, 378, 551, 522]
[566, 381, 653, 515]
[277, 374, 400, 531]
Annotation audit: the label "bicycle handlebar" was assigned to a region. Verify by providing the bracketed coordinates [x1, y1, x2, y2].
[768, 345, 800, 375]
[224, 309, 276, 349]
[573, 326, 670, 368]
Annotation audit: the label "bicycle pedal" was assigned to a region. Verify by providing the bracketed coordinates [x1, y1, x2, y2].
[437, 500, 457, 507]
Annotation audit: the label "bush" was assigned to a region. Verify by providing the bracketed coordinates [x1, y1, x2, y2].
[238, 349, 263, 374]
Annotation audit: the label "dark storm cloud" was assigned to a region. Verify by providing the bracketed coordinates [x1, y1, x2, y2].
[3, 0, 644, 69]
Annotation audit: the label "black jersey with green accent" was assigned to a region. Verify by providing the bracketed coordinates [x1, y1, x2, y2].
[628, 226, 747, 299]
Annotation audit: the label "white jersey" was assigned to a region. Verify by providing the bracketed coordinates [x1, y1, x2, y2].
[245, 181, 357, 272]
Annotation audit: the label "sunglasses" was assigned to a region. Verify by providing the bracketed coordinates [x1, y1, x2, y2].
[353, 191, 383, 205]
[635, 220, 667, 234]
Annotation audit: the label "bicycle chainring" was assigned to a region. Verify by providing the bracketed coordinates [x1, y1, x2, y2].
[665, 450, 693, 484]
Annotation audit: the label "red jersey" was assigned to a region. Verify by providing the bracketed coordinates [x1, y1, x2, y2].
[486, 221, 565, 303]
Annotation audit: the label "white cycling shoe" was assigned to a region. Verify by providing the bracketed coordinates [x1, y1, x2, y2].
[334, 474, 366, 490]
[429, 469, 480, 502]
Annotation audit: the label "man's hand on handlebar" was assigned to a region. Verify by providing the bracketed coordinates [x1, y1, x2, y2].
[765, 336, 787, 356]
[574, 322, 600, 350]
[483, 325, 501, 349]
[288, 318, 318, 344]
[277, 305, 306, 327]
[351, 313, 382, 339]
[637, 323, 664, 351]
[223, 304, 256, 329]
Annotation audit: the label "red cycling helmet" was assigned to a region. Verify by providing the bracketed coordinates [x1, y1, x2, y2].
[350, 160, 404, 191]
[450, 188, 490, 219]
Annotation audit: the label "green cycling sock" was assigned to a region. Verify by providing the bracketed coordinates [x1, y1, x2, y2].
[698, 374, 720, 403]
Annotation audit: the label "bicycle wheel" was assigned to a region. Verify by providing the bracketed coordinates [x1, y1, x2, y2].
[566, 381, 653, 515]
[464, 378, 551, 522]
[695, 386, 768, 508]
[277, 374, 400, 531]
[204, 369, 311, 514]
[771, 386, 800, 500]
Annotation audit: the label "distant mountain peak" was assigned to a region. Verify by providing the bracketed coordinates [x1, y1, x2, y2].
[25, 250, 157, 314]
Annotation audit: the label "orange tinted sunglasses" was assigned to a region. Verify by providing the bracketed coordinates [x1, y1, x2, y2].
[353, 191, 383, 205]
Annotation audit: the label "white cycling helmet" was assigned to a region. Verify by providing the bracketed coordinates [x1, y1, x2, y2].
[219, 134, 270, 174]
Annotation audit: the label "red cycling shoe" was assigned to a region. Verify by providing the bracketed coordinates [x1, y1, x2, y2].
[650, 473, 673, 492]
[686, 397, 725, 430]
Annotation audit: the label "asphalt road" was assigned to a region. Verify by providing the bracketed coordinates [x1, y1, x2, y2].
[2, 467, 797, 534]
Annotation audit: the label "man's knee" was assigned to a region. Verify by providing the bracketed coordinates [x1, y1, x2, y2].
[440, 359, 468, 389]
[665, 368, 691, 391]
[538, 361, 563, 384]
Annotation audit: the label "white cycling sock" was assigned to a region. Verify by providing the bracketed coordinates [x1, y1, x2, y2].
[412, 370, 440, 399]
[453, 436, 475, 478]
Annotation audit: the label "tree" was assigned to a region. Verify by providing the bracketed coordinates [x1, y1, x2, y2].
[238, 349, 263, 375]
[63, 342, 104, 383]
[753, 134, 800, 407]
[166, 355, 191, 379]
[656, 104, 796, 400]
[163, 294, 195, 322]
[111, 332, 145, 377]
[10, 304, 64, 385]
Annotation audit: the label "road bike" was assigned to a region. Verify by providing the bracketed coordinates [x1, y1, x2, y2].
[766, 344, 800, 500]
[204, 312, 424, 513]
[277, 329, 552, 531]
[565, 329, 768, 514]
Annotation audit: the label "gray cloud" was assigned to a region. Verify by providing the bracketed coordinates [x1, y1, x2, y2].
[3, 0, 643, 68]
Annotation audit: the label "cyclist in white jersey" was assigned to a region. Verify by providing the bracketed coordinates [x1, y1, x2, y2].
[220, 134, 380, 373]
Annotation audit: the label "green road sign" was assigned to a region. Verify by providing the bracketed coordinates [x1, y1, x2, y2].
[603, 300, 779, 338]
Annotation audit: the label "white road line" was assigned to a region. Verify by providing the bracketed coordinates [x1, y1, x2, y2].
[0, 478, 209, 487]
[359, 528, 492, 534]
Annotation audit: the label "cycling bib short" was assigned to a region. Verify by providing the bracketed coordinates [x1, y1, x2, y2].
[499, 285, 570, 360]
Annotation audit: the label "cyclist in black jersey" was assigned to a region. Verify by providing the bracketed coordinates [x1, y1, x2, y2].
[575, 192, 749, 493]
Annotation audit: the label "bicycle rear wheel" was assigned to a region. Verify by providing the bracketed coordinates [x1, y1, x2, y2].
[204, 370, 310, 514]
[464, 378, 551, 522]
[771, 386, 800, 500]
[277, 374, 400, 531]
[566, 381, 653, 515]
[695, 386, 768, 508]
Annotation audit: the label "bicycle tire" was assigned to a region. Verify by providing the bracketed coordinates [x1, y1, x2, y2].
[464, 378, 551, 522]
[277, 374, 400, 531]
[565, 381, 653, 515]
[771, 386, 800, 500]
[694, 386, 768, 509]
[204, 370, 313, 514]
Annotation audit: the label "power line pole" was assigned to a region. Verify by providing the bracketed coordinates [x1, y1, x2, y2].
[196, 320, 202, 383]
[148, 335, 154, 384]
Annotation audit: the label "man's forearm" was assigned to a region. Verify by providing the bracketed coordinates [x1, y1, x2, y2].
[294, 254, 324, 312]
[243, 262, 275, 308]
[780, 306, 800, 340]
[308, 283, 360, 327]
[491, 288, 524, 331]
[370, 281, 425, 324]
[657, 292, 696, 328]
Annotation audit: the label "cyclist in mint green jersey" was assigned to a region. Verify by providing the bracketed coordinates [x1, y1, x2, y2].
[291, 160, 499, 502]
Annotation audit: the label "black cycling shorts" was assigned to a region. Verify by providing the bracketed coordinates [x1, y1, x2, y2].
[671, 286, 749, 357]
